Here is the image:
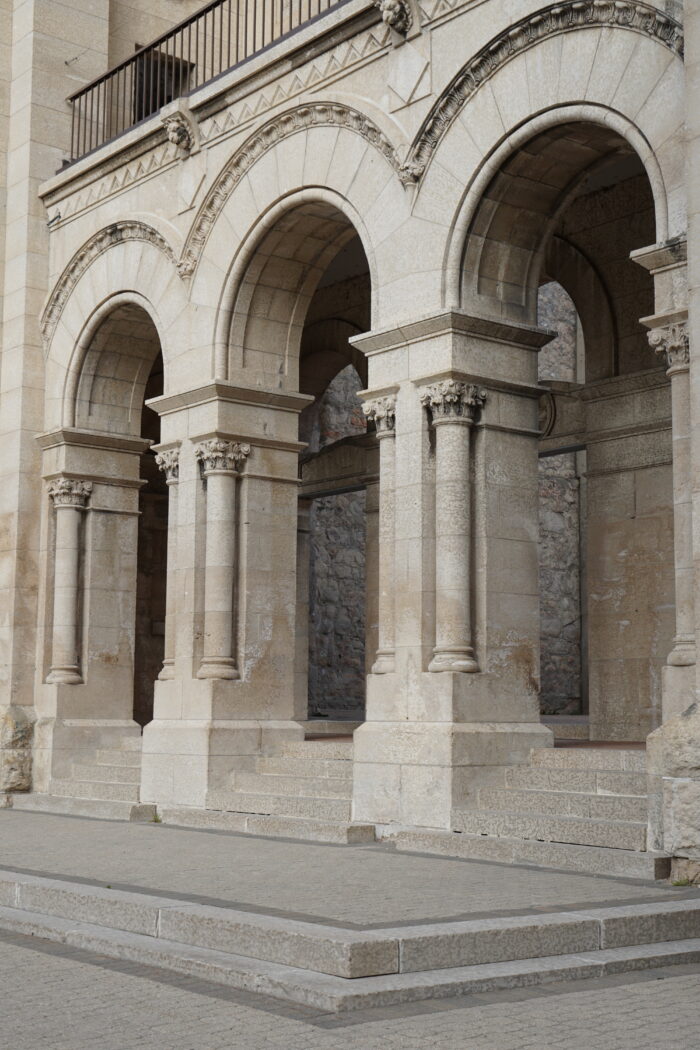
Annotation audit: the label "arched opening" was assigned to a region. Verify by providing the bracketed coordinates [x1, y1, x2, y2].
[463, 120, 672, 742]
[229, 206, 372, 727]
[74, 302, 166, 728]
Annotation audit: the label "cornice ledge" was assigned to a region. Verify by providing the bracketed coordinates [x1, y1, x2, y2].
[36, 428, 152, 454]
[350, 311, 554, 354]
[580, 368, 670, 401]
[147, 381, 314, 416]
[631, 237, 688, 273]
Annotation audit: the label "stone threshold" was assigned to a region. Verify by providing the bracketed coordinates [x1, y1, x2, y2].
[1, 869, 700, 1010]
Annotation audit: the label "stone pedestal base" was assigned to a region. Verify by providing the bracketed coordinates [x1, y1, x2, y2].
[661, 663, 696, 723]
[352, 719, 553, 829]
[647, 703, 700, 860]
[141, 717, 304, 808]
[31, 716, 141, 792]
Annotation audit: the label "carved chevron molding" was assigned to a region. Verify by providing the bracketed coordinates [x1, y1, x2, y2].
[402, 0, 684, 184]
[178, 103, 402, 278]
[41, 222, 177, 347]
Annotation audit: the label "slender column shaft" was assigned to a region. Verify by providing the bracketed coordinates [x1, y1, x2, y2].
[649, 323, 696, 666]
[46, 479, 92, 685]
[421, 380, 485, 673]
[195, 439, 250, 680]
[155, 448, 180, 681]
[363, 396, 396, 674]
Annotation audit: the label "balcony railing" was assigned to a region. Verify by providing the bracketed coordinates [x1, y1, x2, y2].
[68, 0, 345, 164]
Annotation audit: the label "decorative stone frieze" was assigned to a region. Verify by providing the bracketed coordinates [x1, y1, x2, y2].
[362, 395, 397, 435]
[194, 439, 250, 475]
[403, 0, 684, 181]
[375, 0, 412, 36]
[648, 322, 690, 373]
[162, 112, 195, 153]
[178, 104, 402, 277]
[154, 448, 180, 483]
[41, 222, 177, 348]
[47, 478, 92, 508]
[420, 380, 486, 423]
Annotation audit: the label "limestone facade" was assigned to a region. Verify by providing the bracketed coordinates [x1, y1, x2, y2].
[1, 0, 699, 863]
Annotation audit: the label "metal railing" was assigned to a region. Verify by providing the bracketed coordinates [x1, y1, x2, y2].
[68, 0, 344, 163]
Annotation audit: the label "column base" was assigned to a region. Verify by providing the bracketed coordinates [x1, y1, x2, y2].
[197, 658, 239, 680]
[352, 720, 552, 829]
[46, 667, 82, 685]
[661, 662, 696, 722]
[667, 639, 696, 666]
[428, 649, 479, 673]
[141, 718, 305, 808]
[158, 660, 175, 681]
[371, 651, 396, 674]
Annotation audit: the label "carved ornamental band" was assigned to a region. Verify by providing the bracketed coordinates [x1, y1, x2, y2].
[648, 322, 689, 373]
[363, 395, 396, 435]
[48, 478, 92, 508]
[420, 380, 487, 423]
[194, 439, 251, 475]
[154, 448, 180, 483]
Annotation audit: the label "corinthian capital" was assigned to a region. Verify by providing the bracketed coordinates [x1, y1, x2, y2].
[363, 395, 396, 436]
[648, 322, 689, 373]
[48, 478, 92, 509]
[194, 439, 251, 475]
[154, 448, 180, 483]
[420, 380, 486, 423]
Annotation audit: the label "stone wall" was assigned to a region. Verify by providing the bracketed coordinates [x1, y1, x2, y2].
[537, 283, 584, 715]
[306, 366, 367, 719]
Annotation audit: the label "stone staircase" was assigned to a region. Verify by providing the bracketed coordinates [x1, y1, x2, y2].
[10, 737, 155, 822]
[160, 736, 375, 844]
[390, 746, 670, 880]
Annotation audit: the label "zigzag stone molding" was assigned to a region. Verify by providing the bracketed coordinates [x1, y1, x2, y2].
[41, 222, 177, 348]
[178, 103, 402, 278]
[402, 0, 684, 183]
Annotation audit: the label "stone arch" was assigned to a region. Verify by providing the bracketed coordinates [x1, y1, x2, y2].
[405, 0, 683, 183]
[43, 232, 188, 433]
[179, 102, 404, 282]
[207, 187, 376, 386]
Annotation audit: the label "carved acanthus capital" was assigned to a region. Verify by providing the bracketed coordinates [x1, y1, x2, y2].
[363, 395, 396, 436]
[162, 112, 195, 153]
[420, 380, 487, 423]
[154, 448, 180, 483]
[194, 439, 251, 476]
[375, 0, 412, 36]
[48, 478, 92, 509]
[648, 322, 689, 373]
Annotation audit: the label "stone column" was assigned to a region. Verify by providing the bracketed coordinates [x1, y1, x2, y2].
[362, 395, 397, 673]
[154, 447, 180, 682]
[648, 322, 695, 679]
[46, 479, 92, 685]
[294, 498, 311, 719]
[194, 439, 250, 680]
[420, 380, 485, 673]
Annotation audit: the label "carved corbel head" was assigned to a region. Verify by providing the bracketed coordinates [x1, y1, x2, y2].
[375, 0, 413, 37]
[161, 102, 198, 155]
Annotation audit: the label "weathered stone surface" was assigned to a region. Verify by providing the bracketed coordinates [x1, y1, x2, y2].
[0, 707, 33, 792]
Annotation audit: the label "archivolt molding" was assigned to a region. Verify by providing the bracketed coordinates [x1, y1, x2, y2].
[41, 222, 177, 349]
[178, 103, 403, 278]
[403, 0, 684, 183]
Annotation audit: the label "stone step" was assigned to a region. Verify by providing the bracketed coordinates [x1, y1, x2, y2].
[387, 828, 670, 880]
[478, 788, 648, 822]
[51, 779, 141, 804]
[505, 766, 648, 796]
[237, 771, 352, 799]
[160, 806, 375, 844]
[71, 763, 142, 785]
[278, 739, 353, 760]
[8, 793, 155, 823]
[208, 791, 352, 822]
[3, 905, 699, 1011]
[95, 749, 142, 768]
[257, 755, 351, 778]
[530, 747, 646, 772]
[453, 810, 647, 851]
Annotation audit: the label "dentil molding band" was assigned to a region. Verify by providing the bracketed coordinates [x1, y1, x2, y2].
[402, 0, 684, 183]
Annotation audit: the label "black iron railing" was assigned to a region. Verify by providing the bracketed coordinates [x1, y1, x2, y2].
[68, 0, 343, 163]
